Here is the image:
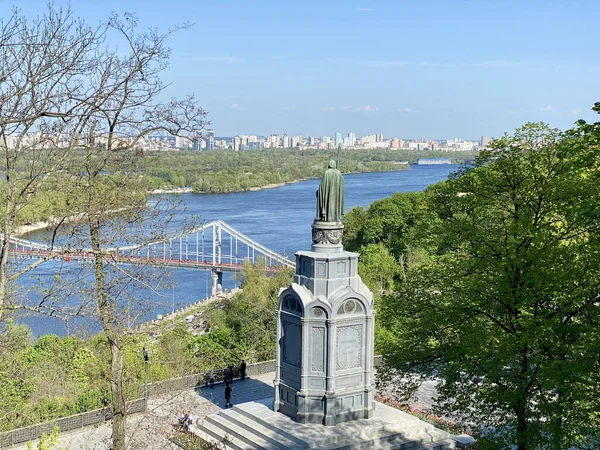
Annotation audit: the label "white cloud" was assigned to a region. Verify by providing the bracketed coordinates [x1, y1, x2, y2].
[230, 103, 241, 110]
[358, 60, 434, 68]
[357, 105, 378, 113]
[540, 105, 554, 112]
[324, 105, 379, 113]
[473, 60, 539, 69]
[570, 108, 583, 115]
[397, 107, 413, 113]
[193, 56, 244, 63]
[330, 58, 540, 69]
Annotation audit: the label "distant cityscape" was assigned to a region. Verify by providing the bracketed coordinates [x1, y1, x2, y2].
[3, 130, 488, 152]
[146, 131, 489, 152]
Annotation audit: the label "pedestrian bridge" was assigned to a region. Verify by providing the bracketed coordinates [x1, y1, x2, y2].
[4, 220, 295, 272]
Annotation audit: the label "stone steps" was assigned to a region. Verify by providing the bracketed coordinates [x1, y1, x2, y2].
[204, 413, 279, 450]
[192, 400, 456, 450]
[192, 422, 254, 450]
[219, 409, 304, 449]
[232, 402, 344, 447]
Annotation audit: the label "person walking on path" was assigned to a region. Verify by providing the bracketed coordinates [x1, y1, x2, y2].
[227, 364, 235, 383]
[240, 360, 247, 380]
[224, 381, 233, 408]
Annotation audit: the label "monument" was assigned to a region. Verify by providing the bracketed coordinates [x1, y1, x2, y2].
[274, 160, 376, 425]
[192, 161, 462, 449]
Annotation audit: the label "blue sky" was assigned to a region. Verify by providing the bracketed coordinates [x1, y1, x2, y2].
[4, 0, 600, 139]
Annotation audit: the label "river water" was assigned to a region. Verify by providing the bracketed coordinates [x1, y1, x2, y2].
[18, 164, 460, 336]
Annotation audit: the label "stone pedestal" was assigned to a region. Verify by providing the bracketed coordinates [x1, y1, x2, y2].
[274, 221, 375, 426]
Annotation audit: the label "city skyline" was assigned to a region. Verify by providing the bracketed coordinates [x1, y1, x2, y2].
[147, 130, 485, 152]
[5, 0, 600, 137]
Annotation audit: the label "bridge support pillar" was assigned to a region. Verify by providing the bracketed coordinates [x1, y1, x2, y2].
[211, 269, 223, 297]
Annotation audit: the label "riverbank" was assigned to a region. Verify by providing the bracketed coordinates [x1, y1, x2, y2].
[191, 164, 411, 195]
[149, 187, 193, 194]
[15, 220, 53, 235]
[15, 207, 134, 236]
[16, 165, 409, 235]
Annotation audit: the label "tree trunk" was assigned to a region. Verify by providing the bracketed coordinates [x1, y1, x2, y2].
[108, 336, 126, 450]
[0, 159, 15, 321]
[515, 347, 529, 450]
[551, 390, 564, 450]
[90, 219, 126, 450]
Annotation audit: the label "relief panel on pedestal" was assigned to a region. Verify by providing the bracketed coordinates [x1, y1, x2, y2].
[335, 324, 362, 371]
[311, 326, 325, 372]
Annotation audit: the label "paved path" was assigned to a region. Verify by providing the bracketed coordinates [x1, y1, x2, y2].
[13, 373, 276, 450]
[14, 372, 441, 450]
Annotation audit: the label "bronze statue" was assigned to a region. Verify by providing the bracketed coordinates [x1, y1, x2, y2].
[316, 160, 344, 223]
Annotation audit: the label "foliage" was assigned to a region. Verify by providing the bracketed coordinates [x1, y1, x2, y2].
[27, 426, 65, 450]
[191, 263, 294, 371]
[343, 190, 438, 259]
[377, 119, 600, 449]
[141, 148, 476, 194]
[356, 243, 399, 293]
[0, 264, 293, 432]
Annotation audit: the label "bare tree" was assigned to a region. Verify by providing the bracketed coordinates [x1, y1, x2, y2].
[61, 13, 205, 450]
[0, 5, 111, 321]
[0, 6, 207, 450]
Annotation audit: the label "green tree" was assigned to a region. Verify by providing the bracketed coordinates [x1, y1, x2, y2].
[221, 262, 294, 362]
[379, 120, 600, 449]
[343, 192, 428, 258]
[356, 243, 399, 294]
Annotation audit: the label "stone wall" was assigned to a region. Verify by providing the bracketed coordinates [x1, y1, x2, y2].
[0, 399, 146, 449]
[145, 359, 277, 397]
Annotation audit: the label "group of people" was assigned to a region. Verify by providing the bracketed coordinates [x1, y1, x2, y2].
[177, 360, 248, 432]
[206, 360, 247, 388]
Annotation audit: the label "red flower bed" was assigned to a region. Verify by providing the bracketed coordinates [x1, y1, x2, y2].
[375, 394, 472, 436]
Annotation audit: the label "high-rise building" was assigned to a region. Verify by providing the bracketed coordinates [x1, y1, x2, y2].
[268, 134, 280, 148]
[282, 134, 290, 148]
[348, 132, 356, 146]
[204, 129, 215, 151]
[481, 136, 489, 147]
[192, 135, 201, 151]
[233, 136, 241, 151]
[335, 132, 342, 147]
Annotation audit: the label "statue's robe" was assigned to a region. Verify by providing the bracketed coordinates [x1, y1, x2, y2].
[316, 161, 344, 222]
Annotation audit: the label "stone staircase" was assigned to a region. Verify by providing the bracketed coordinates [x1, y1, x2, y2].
[192, 399, 456, 450]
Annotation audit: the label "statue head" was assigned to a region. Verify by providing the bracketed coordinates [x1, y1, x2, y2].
[328, 160, 336, 169]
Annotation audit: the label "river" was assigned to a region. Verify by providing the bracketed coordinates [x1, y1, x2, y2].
[17, 164, 460, 336]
